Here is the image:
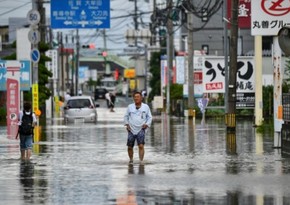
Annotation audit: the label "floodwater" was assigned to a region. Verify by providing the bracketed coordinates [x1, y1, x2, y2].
[1, 108, 290, 205]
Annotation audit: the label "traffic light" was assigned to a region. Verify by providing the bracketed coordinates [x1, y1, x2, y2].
[82, 43, 95, 49]
[102, 51, 107, 57]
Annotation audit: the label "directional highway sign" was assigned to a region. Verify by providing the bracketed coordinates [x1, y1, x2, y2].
[50, 0, 110, 29]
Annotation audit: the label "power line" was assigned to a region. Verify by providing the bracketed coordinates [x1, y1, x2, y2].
[0, 2, 31, 17]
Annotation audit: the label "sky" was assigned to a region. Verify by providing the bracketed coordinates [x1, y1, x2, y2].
[0, 0, 153, 53]
[0, 0, 38, 25]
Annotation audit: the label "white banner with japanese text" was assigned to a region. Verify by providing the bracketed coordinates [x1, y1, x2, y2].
[203, 56, 254, 94]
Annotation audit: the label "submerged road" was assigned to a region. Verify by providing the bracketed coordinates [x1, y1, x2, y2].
[0, 103, 290, 204]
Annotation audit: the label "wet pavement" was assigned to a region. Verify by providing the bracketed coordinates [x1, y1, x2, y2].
[1, 101, 290, 204]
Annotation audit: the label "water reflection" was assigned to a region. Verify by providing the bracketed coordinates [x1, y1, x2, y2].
[187, 118, 195, 153]
[116, 190, 137, 205]
[19, 161, 48, 204]
[127, 164, 145, 175]
[128, 164, 134, 174]
[19, 161, 35, 203]
[113, 189, 290, 204]
[3, 114, 290, 204]
[226, 132, 237, 155]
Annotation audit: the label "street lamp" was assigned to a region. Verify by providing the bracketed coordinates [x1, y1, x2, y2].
[125, 29, 151, 93]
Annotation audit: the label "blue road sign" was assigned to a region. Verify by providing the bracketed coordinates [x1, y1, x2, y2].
[31, 48, 40, 63]
[0, 60, 31, 91]
[51, 0, 110, 29]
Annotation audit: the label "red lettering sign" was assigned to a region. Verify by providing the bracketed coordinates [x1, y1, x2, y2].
[261, 0, 290, 16]
[206, 82, 223, 90]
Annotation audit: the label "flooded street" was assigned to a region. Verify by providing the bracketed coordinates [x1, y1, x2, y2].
[1, 107, 290, 204]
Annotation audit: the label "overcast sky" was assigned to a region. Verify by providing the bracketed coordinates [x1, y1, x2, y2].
[0, 0, 48, 25]
[0, 0, 153, 53]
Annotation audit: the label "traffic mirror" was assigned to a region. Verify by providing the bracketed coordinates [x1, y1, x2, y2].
[278, 27, 290, 56]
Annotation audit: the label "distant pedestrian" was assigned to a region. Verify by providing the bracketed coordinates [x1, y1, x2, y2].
[78, 89, 82, 96]
[105, 92, 111, 108]
[141, 89, 147, 103]
[124, 91, 152, 165]
[141, 90, 147, 98]
[16, 102, 37, 160]
[109, 92, 116, 112]
[64, 91, 71, 102]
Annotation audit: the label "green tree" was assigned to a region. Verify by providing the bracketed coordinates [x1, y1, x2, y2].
[148, 52, 162, 102]
[283, 57, 290, 92]
[170, 84, 183, 99]
[262, 85, 273, 119]
[87, 77, 97, 91]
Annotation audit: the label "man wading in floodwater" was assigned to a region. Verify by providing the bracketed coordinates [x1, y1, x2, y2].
[124, 91, 152, 165]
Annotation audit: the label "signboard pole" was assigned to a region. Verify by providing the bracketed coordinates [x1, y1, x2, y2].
[254, 36, 263, 127]
[30, 0, 40, 123]
[273, 37, 283, 148]
[187, 10, 195, 119]
[75, 29, 80, 96]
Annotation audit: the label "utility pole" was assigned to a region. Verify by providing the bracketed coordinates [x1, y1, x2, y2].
[152, 0, 157, 45]
[32, 0, 40, 117]
[226, 0, 238, 132]
[187, 4, 195, 118]
[75, 29, 80, 96]
[37, 0, 46, 42]
[65, 35, 69, 92]
[223, 0, 229, 114]
[166, 0, 174, 115]
[134, 0, 138, 46]
[59, 32, 65, 96]
[71, 35, 75, 95]
[103, 29, 111, 75]
[134, 0, 138, 92]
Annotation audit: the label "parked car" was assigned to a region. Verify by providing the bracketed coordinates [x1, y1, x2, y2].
[63, 96, 98, 123]
[94, 88, 108, 100]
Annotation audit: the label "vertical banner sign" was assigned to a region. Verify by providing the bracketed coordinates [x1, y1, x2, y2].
[227, 0, 251, 29]
[32, 84, 39, 113]
[160, 58, 167, 98]
[78, 66, 89, 84]
[176, 56, 185, 84]
[6, 61, 21, 138]
[54, 96, 60, 115]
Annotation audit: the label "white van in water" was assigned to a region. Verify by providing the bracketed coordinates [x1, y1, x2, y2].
[100, 76, 122, 94]
[101, 77, 117, 92]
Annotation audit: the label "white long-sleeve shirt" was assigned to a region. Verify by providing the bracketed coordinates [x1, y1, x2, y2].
[124, 103, 152, 135]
